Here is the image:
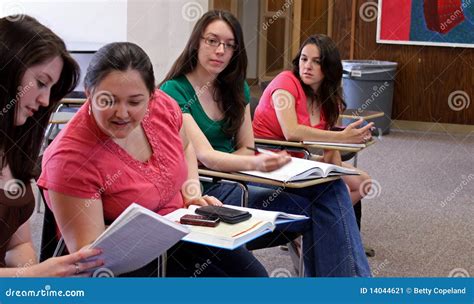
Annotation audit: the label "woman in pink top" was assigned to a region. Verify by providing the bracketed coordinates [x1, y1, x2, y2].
[39, 42, 267, 277]
[253, 34, 373, 205]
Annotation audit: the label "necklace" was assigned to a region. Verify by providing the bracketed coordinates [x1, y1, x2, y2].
[308, 98, 318, 117]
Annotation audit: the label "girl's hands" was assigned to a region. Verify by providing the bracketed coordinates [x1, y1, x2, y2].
[253, 150, 291, 172]
[26, 248, 104, 277]
[185, 195, 223, 208]
[341, 119, 374, 143]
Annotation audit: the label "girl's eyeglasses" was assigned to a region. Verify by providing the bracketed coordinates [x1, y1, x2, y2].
[201, 37, 237, 51]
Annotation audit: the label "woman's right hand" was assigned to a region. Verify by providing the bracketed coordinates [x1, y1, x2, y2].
[27, 248, 104, 277]
[340, 119, 374, 143]
[253, 151, 291, 172]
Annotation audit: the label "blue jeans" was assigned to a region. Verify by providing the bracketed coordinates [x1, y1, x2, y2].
[204, 179, 371, 277]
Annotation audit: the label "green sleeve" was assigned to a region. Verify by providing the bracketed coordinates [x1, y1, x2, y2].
[160, 80, 192, 114]
[244, 81, 251, 105]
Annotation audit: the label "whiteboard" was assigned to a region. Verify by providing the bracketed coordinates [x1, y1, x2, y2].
[0, 0, 128, 51]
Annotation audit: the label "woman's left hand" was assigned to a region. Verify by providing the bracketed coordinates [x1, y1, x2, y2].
[185, 195, 223, 208]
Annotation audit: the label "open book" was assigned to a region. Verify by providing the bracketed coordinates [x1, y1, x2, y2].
[164, 205, 308, 250]
[239, 157, 359, 182]
[302, 140, 367, 148]
[88, 203, 189, 276]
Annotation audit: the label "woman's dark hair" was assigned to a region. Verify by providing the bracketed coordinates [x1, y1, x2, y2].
[161, 10, 247, 137]
[292, 34, 346, 128]
[0, 15, 79, 182]
[84, 42, 155, 95]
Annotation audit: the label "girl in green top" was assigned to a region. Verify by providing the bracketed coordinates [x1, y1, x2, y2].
[160, 10, 370, 277]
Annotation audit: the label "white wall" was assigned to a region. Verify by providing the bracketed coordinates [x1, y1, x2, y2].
[127, 0, 209, 82]
[241, 0, 259, 79]
[0, 0, 128, 51]
[1, 0, 208, 83]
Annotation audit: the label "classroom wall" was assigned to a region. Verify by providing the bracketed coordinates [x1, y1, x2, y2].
[241, 0, 259, 79]
[0, 0, 128, 51]
[0, 0, 208, 85]
[127, 0, 209, 82]
[332, 0, 474, 125]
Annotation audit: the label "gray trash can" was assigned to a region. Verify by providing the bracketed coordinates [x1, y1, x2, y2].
[342, 60, 397, 135]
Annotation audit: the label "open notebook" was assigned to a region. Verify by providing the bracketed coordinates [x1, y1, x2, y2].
[164, 205, 308, 250]
[86, 203, 307, 274]
[87, 203, 189, 276]
[239, 157, 359, 182]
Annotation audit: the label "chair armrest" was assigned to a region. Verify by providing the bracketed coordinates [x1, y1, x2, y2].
[254, 138, 311, 159]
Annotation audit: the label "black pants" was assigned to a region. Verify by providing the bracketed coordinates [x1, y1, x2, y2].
[120, 241, 268, 277]
[166, 242, 268, 277]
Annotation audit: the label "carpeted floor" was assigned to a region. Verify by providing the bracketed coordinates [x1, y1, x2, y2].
[30, 128, 474, 277]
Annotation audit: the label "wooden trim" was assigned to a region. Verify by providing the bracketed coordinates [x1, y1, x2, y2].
[257, 0, 266, 82]
[231, 0, 239, 18]
[391, 120, 474, 135]
[350, 0, 357, 59]
[284, 5, 291, 70]
[327, 0, 334, 37]
[291, 0, 302, 58]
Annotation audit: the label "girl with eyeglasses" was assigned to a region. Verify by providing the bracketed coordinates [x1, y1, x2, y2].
[161, 10, 371, 277]
[38, 41, 268, 277]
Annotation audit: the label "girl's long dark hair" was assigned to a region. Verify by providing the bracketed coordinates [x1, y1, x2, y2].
[292, 34, 345, 128]
[161, 10, 247, 137]
[0, 15, 79, 182]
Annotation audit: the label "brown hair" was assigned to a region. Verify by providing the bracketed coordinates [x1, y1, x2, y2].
[0, 15, 79, 182]
[0, 15, 79, 181]
[161, 10, 247, 137]
[292, 34, 345, 128]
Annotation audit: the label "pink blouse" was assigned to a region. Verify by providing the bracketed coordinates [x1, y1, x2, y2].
[38, 90, 187, 221]
[253, 70, 327, 140]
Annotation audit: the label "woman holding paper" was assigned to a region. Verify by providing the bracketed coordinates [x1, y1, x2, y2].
[253, 34, 372, 205]
[0, 15, 103, 277]
[160, 10, 370, 277]
[38, 42, 267, 277]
